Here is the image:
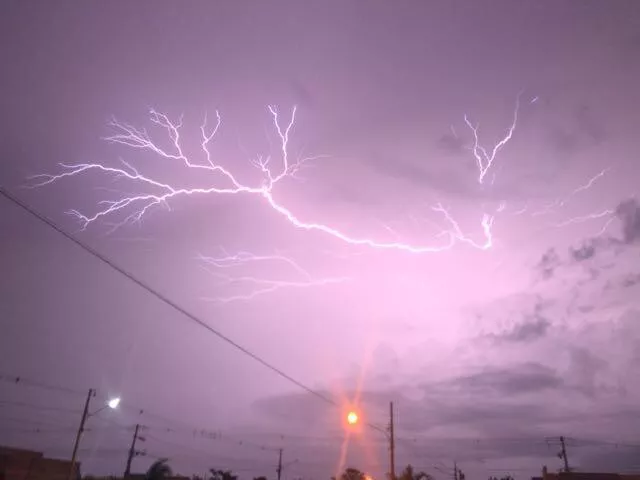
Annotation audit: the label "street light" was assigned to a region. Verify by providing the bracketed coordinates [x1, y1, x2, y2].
[347, 411, 359, 425]
[344, 402, 396, 480]
[68, 390, 121, 480]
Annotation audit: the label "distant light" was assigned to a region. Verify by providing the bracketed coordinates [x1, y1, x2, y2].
[347, 411, 358, 425]
[107, 397, 121, 409]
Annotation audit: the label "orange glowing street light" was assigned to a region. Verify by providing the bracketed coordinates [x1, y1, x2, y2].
[347, 411, 359, 425]
[344, 402, 396, 480]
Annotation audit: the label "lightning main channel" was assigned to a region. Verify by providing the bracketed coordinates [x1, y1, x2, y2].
[30, 102, 522, 254]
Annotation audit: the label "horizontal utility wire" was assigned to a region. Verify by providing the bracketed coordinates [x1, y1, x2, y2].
[1, 371, 281, 452]
[3, 372, 640, 457]
[0, 373, 86, 396]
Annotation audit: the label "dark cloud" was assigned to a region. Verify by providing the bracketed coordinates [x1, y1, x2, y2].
[534, 198, 640, 282]
[290, 80, 317, 110]
[546, 127, 580, 154]
[567, 347, 609, 397]
[578, 444, 640, 473]
[475, 295, 553, 345]
[575, 104, 607, 144]
[569, 241, 597, 262]
[254, 346, 640, 468]
[436, 131, 466, 155]
[621, 273, 640, 288]
[577, 304, 596, 314]
[537, 248, 561, 280]
[544, 103, 606, 156]
[603, 272, 640, 293]
[496, 317, 550, 343]
[616, 198, 640, 244]
[487, 297, 553, 344]
[450, 363, 563, 396]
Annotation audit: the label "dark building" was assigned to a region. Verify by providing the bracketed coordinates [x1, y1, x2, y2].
[542, 466, 640, 480]
[0, 447, 79, 480]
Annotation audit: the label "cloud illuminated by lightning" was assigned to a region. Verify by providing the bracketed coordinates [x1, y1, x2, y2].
[31, 95, 628, 302]
[30, 103, 516, 254]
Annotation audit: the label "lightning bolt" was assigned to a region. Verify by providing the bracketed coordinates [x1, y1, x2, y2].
[464, 94, 521, 184]
[532, 168, 611, 217]
[197, 249, 351, 303]
[554, 209, 615, 228]
[30, 103, 512, 254]
[529, 168, 623, 236]
[30, 90, 626, 306]
[198, 250, 349, 303]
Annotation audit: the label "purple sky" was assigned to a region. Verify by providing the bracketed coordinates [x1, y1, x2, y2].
[2, 1, 640, 479]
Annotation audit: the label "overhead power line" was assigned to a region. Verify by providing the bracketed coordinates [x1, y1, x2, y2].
[0, 188, 396, 449]
[1, 370, 282, 453]
[0, 188, 335, 407]
[0, 373, 85, 396]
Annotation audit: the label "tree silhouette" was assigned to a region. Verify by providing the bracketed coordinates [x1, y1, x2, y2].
[146, 459, 173, 480]
[399, 465, 434, 480]
[339, 468, 367, 480]
[253, 477, 268, 480]
[209, 469, 238, 480]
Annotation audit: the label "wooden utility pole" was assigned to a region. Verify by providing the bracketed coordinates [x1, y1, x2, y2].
[559, 436, 570, 472]
[389, 401, 396, 480]
[277, 448, 283, 480]
[68, 388, 94, 480]
[124, 424, 141, 478]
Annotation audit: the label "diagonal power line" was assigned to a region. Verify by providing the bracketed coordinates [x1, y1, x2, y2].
[0, 188, 337, 407]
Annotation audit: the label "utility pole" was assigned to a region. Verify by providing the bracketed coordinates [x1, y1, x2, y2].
[124, 424, 141, 478]
[559, 436, 570, 473]
[389, 401, 396, 480]
[453, 462, 458, 480]
[277, 448, 283, 480]
[68, 388, 94, 480]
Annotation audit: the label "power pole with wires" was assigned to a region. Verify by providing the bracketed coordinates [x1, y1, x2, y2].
[452, 461, 465, 480]
[558, 436, 570, 473]
[68, 388, 95, 480]
[277, 448, 283, 480]
[124, 424, 143, 477]
[389, 401, 396, 480]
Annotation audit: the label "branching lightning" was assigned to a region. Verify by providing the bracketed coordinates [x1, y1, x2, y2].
[31, 103, 512, 254]
[33, 94, 621, 302]
[198, 250, 349, 303]
[464, 94, 520, 184]
[531, 168, 611, 217]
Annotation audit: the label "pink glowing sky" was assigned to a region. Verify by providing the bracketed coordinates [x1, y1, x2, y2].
[1, 1, 640, 479]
